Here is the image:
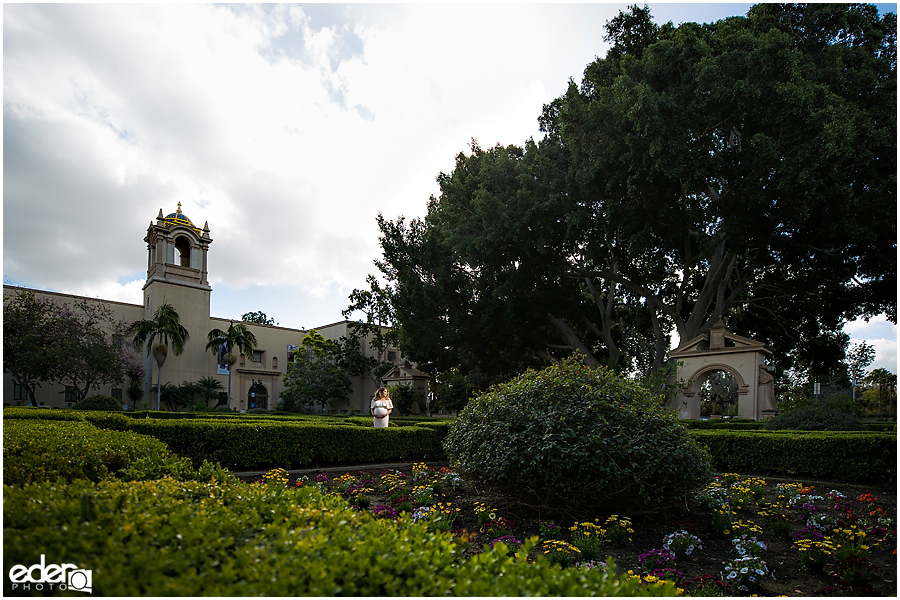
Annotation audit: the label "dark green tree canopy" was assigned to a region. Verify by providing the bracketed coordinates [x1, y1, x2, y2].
[241, 311, 276, 326]
[357, 3, 896, 389]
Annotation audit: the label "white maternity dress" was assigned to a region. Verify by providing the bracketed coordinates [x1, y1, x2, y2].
[371, 398, 394, 428]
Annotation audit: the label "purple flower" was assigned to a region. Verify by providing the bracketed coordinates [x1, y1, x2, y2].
[489, 535, 523, 551]
[639, 548, 677, 568]
[371, 504, 397, 519]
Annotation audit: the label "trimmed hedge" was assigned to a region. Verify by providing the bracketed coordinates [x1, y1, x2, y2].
[3, 407, 85, 421]
[863, 422, 897, 433]
[692, 430, 896, 484]
[2, 478, 668, 596]
[3, 420, 170, 485]
[683, 419, 766, 430]
[121, 419, 448, 470]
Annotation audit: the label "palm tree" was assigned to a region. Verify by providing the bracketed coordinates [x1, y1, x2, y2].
[129, 303, 190, 411]
[196, 376, 225, 408]
[206, 321, 258, 409]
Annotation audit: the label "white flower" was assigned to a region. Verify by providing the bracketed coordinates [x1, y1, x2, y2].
[740, 567, 749, 574]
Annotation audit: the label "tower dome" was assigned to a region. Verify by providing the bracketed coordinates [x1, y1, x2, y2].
[163, 202, 200, 234]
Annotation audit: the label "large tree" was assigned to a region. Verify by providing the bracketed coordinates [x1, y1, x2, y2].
[281, 331, 351, 413]
[541, 3, 896, 374]
[4, 289, 142, 405]
[50, 298, 139, 404]
[361, 3, 895, 386]
[4, 290, 64, 406]
[129, 303, 190, 411]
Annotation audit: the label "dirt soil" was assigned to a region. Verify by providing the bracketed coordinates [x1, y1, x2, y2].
[246, 465, 897, 596]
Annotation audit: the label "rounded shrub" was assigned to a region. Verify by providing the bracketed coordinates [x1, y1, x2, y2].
[443, 357, 714, 512]
[73, 394, 123, 411]
[765, 405, 863, 431]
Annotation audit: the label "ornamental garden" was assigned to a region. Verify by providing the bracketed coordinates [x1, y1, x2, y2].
[3, 359, 896, 597]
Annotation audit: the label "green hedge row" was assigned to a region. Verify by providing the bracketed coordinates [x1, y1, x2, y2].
[683, 419, 897, 432]
[691, 430, 896, 484]
[3, 420, 169, 485]
[5, 408, 893, 481]
[3, 478, 668, 596]
[3, 419, 236, 486]
[683, 420, 766, 430]
[121, 419, 449, 470]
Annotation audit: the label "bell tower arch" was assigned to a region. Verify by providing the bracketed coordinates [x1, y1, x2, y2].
[142, 203, 213, 395]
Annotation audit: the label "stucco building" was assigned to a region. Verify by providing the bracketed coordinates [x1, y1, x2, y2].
[3, 205, 409, 413]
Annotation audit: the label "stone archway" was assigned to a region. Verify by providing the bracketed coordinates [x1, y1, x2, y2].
[681, 363, 748, 419]
[668, 319, 776, 421]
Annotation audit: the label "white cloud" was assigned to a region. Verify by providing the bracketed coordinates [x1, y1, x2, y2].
[844, 315, 898, 373]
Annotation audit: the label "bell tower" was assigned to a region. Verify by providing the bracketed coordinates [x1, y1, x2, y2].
[142, 203, 213, 393]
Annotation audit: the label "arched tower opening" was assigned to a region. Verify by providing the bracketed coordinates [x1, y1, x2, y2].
[174, 236, 191, 267]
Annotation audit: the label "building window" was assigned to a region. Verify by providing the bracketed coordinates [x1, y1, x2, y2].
[111, 388, 123, 401]
[13, 383, 26, 402]
[252, 351, 262, 363]
[272, 356, 278, 369]
[64, 387, 78, 404]
[387, 350, 397, 363]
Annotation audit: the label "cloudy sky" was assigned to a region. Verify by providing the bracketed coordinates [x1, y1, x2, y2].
[3, 3, 896, 372]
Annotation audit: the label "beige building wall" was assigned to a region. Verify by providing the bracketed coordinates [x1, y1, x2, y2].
[3, 205, 420, 413]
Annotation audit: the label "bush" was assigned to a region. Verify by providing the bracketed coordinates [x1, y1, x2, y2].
[443, 357, 714, 512]
[765, 404, 863, 431]
[72, 394, 123, 411]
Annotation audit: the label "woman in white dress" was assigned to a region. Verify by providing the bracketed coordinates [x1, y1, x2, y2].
[371, 387, 394, 428]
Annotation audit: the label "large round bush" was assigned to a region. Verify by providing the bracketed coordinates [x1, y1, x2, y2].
[443, 358, 714, 512]
[73, 394, 123, 411]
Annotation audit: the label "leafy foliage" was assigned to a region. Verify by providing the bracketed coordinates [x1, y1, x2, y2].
[358, 3, 896, 391]
[765, 405, 864, 431]
[241, 310, 275, 325]
[73, 394, 124, 412]
[281, 331, 352, 412]
[443, 357, 714, 512]
[387, 383, 420, 416]
[4, 289, 142, 405]
[3, 477, 665, 597]
[694, 430, 895, 484]
[129, 302, 190, 410]
[2, 419, 169, 484]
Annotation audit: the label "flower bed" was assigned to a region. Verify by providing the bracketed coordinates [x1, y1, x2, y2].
[270, 464, 897, 597]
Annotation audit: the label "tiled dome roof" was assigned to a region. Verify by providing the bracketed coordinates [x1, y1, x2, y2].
[163, 202, 200, 233]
